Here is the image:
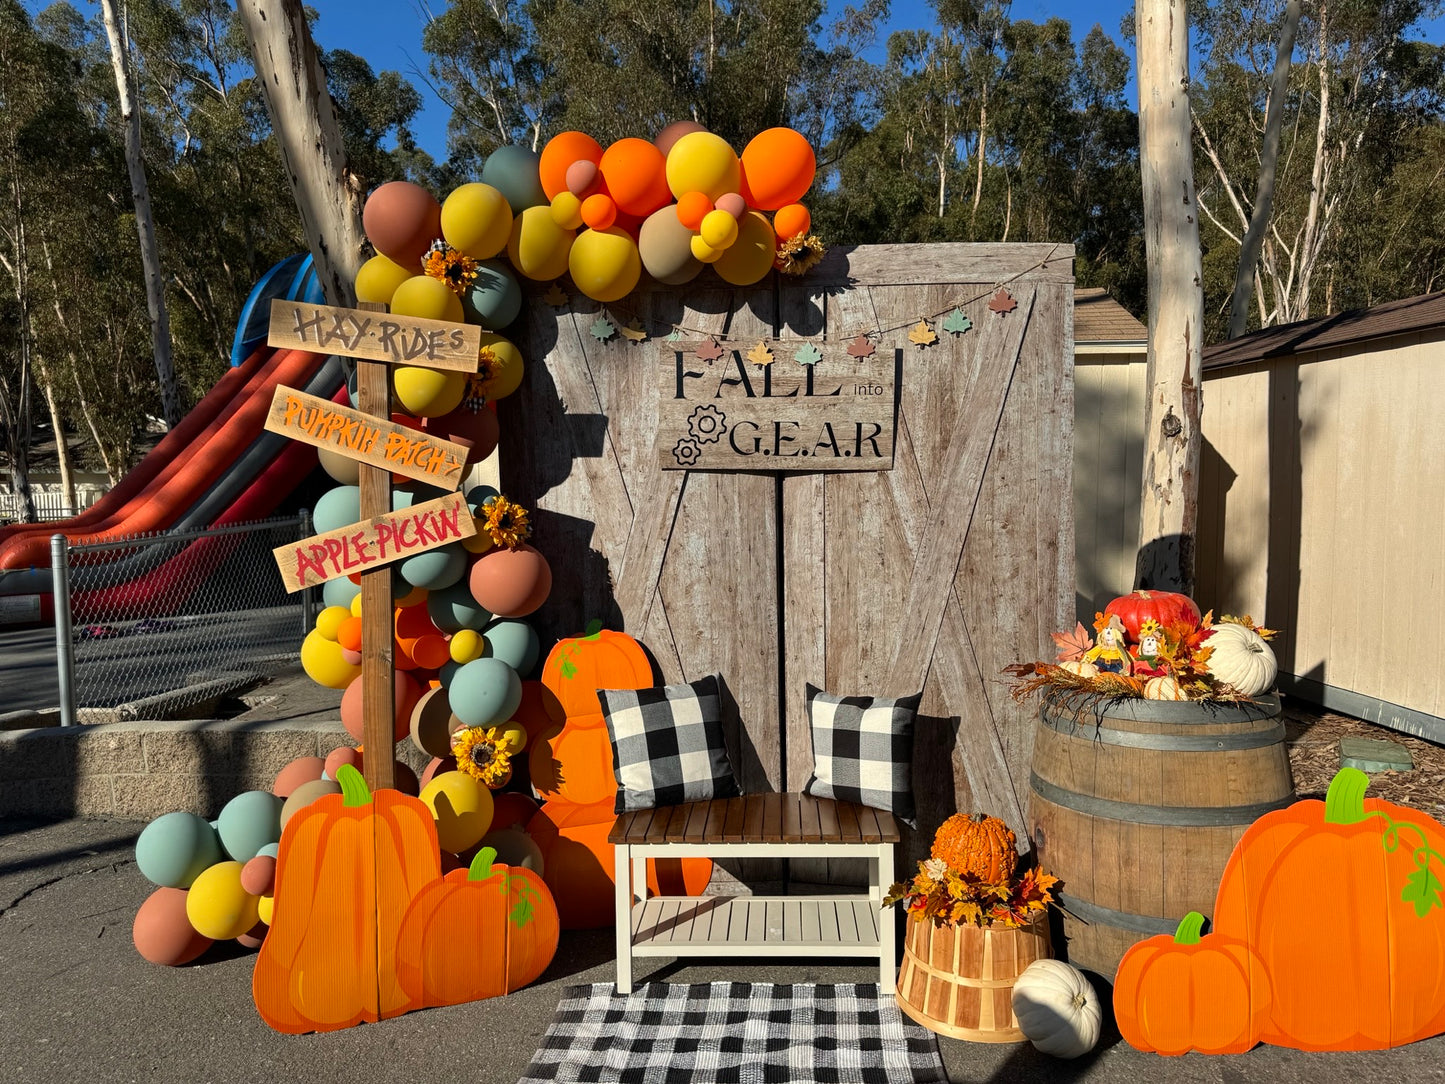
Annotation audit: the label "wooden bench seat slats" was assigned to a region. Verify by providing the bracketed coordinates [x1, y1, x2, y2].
[799, 797, 823, 842]
[682, 800, 711, 842]
[722, 797, 748, 842]
[704, 798, 729, 839]
[836, 799, 862, 842]
[780, 793, 805, 842]
[817, 798, 841, 840]
[743, 794, 766, 841]
[855, 805, 883, 843]
[761, 793, 784, 842]
[608, 794, 901, 844]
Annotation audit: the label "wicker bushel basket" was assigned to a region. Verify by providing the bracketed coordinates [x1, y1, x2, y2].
[895, 913, 1051, 1042]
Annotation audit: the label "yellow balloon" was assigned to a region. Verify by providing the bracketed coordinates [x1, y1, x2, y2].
[690, 235, 723, 264]
[666, 132, 741, 201]
[549, 191, 584, 230]
[301, 629, 361, 689]
[185, 861, 259, 941]
[315, 605, 351, 641]
[350, 593, 363, 617]
[419, 771, 494, 854]
[497, 720, 528, 754]
[714, 211, 778, 286]
[700, 208, 739, 250]
[462, 517, 495, 554]
[393, 366, 465, 417]
[507, 205, 574, 281]
[568, 227, 641, 303]
[257, 894, 274, 926]
[476, 333, 524, 401]
[449, 628, 485, 664]
[355, 255, 415, 305]
[390, 275, 464, 323]
[441, 183, 513, 259]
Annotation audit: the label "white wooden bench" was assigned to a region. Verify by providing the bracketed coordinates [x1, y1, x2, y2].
[609, 793, 900, 994]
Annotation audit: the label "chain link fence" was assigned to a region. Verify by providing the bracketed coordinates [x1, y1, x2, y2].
[54, 516, 314, 722]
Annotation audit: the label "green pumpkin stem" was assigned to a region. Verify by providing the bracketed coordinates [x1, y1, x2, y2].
[335, 764, 372, 808]
[583, 618, 604, 640]
[1325, 767, 1371, 825]
[1173, 911, 1206, 944]
[467, 845, 499, 881]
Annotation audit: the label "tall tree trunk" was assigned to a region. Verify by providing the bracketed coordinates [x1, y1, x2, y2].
[1, 129, 36, 523]
[973, 83, 988, 221]
[1292, 5, 1331, 321]
[1134, 0, 1204, 594]
[99, 0, 181, 429]
[236, 0, 366, 307]
[1228, 0, 1301, 339]
[38, 370, 75, 515]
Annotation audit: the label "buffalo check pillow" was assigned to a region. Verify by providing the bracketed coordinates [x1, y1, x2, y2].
[599, 674, 741, 814]
[803, 683, 922, 826]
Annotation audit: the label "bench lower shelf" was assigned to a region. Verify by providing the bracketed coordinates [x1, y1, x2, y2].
[631, 896, 882, 957]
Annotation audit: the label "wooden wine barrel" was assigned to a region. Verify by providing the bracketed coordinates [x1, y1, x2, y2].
[1029, 690, 1293, 980]
[895, 915, 1050, 1042]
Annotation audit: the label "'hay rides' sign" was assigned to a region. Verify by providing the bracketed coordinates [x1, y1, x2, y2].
[273, 491, 475, 592]
[264, 386, 470, 489]
[658, 341, 897, 472]
[269, 300, 482, 371]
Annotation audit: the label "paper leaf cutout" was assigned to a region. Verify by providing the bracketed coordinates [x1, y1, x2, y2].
[942, 308, 973, 335]
[667, 329, 682, 342]
[846, 334, 875, 359]
[1050, 622, 1094, 662]
[694, 338, 725, 362]
[988, 287, 1017, 315]
[794, 342, 824, 366]
[908, 319, 937, 348]
[542, 283, 568, 307]
[619, 319, 647, 343]
[589, 316, 616, 342]
[746, 340, 774, 367]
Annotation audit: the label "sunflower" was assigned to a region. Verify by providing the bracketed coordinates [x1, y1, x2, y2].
[422, 240, 480, 293]
[451, 725, 512, 786]
[774, 232, 825, 276]
[481, 494, 531, 549]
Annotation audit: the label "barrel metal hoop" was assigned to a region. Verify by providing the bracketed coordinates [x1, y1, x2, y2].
[1054, 892, 1181, 936]
[1040, 709, 1286, 751]
[1030, 772, 1293, 826]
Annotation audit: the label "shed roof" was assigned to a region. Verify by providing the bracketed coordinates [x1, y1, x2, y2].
[1073, 287, 1147, 344]
[1203, 291, 1445, 371]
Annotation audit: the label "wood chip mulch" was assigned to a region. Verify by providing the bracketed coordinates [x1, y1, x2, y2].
[1283, 700, 1445, 817]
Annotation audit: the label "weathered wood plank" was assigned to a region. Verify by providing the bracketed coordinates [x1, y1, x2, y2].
[268, 299, 481, 370]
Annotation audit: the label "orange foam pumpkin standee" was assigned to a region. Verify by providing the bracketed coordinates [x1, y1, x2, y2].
[1113, 911, 1270, 1056]
[540, 620, 653, 726]
[395, 845, 559, 1007]
[252, 765, 441, 1034]
[1211, 767, 1445, 1051]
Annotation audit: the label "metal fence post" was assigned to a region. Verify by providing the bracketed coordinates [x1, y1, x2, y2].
[51, 534, 76, 727]
[298, 508, 314, 638]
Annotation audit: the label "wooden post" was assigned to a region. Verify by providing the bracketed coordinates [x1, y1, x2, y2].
[355, 302, 394, 792]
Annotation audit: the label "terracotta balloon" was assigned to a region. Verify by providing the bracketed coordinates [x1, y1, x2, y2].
[469, 544, 552, 617]
[240, 854, 277, 897]
[565, 159, 600, 197]
[714, 211, 777, 286]
[599, 137, 671, 217]
[340, 669, 422, 743]
[540, 131, 604, 200]
[739, 127, 816, 210]
[420, 756, 457, 788]
[236, 920, 269, 950]
[133, 886, 212, 966]
[323, 746, 362, 779]
[272, 756, 325, 799]
[654, 120, 708, 157]
[363, 181, 442, 268]
[425, 400, 499, 465]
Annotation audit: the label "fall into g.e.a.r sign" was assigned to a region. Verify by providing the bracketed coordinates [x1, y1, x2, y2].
[658, 341, 899, 471]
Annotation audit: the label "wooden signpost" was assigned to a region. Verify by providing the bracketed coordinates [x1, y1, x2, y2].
[268, 298, 479, 792]
[658, 341, 899, 471]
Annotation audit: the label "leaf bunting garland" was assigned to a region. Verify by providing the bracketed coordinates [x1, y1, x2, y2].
[746, 341, 774, 366]
[908, 319, 937, 348]
[589, 316, 616, 341]
[542, 283, 568, 307]
[794, 342, 823, 366]
[942, 308, 972, 335]
[694, 338, 725, 361]
[845, 333, 875, 359]
[988, 287, 1017, 315]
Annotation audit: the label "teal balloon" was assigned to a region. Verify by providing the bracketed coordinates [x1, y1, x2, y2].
[482, 146, 546, 212]
[465, 484, 499, 515]
[257, 842, 280, 860]
[135, 811, 222, 889]
[483, 618, 540, 675]
[399, 542, 466, 591]
[217, 791, 283, 863]
[313, 485, 361, 533]
[322, 576, 361, 609]
[439, 659, 463, 687]
[448, 657, 522, 727]
[427, 579, 491, 632]
[463, 260, 522, 329]
[392, 486, 422, 512]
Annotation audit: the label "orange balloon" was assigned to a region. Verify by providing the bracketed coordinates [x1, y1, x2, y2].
[598, 137, 670, 217]
[739, 127, 816, 211]
[337, 616, 363, 652]
[411, 633, 451, 670]
[580, 193, 617, 231]
[540, 131, 603, 200]
[773, 202, 811, 240]
[676, 190, 712, 232]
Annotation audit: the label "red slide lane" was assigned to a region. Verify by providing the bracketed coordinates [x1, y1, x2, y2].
[0, 348, 269, 558]
[0, 347, 323, 570]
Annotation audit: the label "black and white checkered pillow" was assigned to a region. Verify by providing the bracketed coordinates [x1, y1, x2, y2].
[803, 683, 921, 826]
[599, 674, 740, 813]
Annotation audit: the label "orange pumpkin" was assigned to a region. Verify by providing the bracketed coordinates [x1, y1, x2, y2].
[1113, 912, 1270, 1055]
[540, 622, 653, 725]
[1211, 767, 1445, 1050]
[252, 765, 441, 1033]
[930, 813, 1017, 884]
[395, 846, 559, 1007]
[529, 721, 617, 806]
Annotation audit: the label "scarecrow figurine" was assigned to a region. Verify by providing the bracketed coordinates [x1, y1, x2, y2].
[1082, 613, 1133, 674]
[1131, 618, 1171, 678]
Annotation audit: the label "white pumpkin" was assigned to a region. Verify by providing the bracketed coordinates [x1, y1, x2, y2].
[1143, 675, 1187, 701]
[1203, 622, 1277, 696]
[1059, 660, 1099, 678]
[1010, 958, 1102, 1059]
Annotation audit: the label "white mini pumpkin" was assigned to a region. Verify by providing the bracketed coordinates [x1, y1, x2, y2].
[1059, 660, 1099, 678]
[1143, 675, 1187, 701]
[1203, 622, 1277, 696]
[1010, 958, 1102, 1059]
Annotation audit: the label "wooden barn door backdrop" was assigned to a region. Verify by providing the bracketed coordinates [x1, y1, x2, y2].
[499, 243, 1075, 865]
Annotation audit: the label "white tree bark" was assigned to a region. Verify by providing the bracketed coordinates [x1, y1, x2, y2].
[99, 0, 181, 429]
[236, 0, 366, 307]
[1135, 0, 1204, 594]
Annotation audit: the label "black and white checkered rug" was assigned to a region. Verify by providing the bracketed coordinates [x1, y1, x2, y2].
[518, 982, 948, 1084]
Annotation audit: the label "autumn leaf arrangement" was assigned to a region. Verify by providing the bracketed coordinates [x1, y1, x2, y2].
[884, 813, 1059, 929]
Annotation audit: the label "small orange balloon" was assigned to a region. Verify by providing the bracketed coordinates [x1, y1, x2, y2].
[676, 191, 712, 232]
[773, 202, 811, 240]
[580, 193, 618, 231]
[337, 615, 363, 653]
[598, 137, 671, 217]
[540, 131, 603, 200]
